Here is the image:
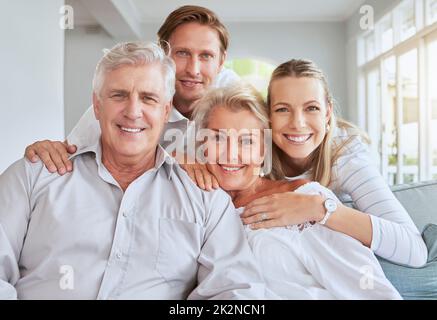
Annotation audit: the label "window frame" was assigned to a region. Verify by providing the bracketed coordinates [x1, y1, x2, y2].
[358, 0, 437, 184]
[425, 29, 437, 179]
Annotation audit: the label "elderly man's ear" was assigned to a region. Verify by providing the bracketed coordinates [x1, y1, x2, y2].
[93, 92, 101, 120]
[163, 100, 173, 124]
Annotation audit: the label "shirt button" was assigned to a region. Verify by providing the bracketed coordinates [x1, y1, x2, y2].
[116, 252, 122, 259]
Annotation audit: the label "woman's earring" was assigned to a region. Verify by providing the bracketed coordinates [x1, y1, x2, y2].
[326, 123, 331, 132]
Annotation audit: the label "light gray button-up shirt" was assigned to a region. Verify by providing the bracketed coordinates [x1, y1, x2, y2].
[0, 140, 267, 300]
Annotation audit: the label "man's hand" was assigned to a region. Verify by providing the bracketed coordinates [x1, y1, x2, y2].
[25, 140, 77, 175]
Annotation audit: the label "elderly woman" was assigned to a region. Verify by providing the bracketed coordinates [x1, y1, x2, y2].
[190, 83, 401, 299]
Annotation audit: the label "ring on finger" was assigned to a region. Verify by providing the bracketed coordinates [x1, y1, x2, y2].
[260, 213, 268, 221]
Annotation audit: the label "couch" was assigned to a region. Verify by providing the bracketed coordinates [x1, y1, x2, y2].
[343, 180, 437, 230]
[345, 179, 437, 300]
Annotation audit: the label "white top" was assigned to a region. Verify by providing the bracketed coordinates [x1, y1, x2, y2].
[67, 68, 240, 151]
[237, 182, 402, 300]
[285, 127, 428, 267]
[0, 141, 268, 300]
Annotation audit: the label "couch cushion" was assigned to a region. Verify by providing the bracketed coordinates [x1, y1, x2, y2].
[377, 224, 437, 300]
[390, 180, 437, 232]
[423, 223, 437, 262]
[343, 180, 437, 232]
[343, 181, 437, 299]
[378, 258, 437, 300]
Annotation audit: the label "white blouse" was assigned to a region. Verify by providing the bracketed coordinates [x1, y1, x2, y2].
[285, 127, 428, 267]
[237, 182, 402, 300]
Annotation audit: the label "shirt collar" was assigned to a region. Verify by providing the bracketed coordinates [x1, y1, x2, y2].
[154, 144, 176, 178]
[168, 106, 188, 123]
[69, 139, 176, 180]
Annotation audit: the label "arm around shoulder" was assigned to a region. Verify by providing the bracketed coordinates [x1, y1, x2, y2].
[66, 105, 101, 148]
[333, 138, 427, 266]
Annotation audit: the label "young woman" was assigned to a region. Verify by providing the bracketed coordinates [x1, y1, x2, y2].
[190, 83, 400, 299]
[240, 60, 427, 268]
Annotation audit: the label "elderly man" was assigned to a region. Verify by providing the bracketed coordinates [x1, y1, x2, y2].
[0, 42, 267, 300]
[25, 5, 239, 188]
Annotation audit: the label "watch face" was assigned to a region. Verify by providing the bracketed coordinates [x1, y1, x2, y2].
[325, 199, 337, 212]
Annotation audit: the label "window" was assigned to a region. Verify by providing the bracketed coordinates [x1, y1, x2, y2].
[358, 0, 437, 185]
[400, 49, 419, 183]
[427, 0, 437, 25]
[366, 69, 382, 169]
[365, 32, 377, 62]
[380, 16, 394, 52]
[398, 0, 416, 42]
[382, 56, 398, 184]
[429, 39, 437, 179]
[225, 59, 276, 98]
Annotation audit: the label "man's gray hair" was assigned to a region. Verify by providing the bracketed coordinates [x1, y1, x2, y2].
[92, 41, 176, 101]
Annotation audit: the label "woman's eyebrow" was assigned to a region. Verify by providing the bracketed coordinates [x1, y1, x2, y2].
[272, 102, 291, 107]
[303, 100, 321, 105]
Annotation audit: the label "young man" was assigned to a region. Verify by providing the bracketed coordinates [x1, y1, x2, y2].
[24, 6, 239, 187]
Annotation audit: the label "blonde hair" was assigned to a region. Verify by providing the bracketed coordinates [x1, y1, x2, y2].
[191, 83, 273, 175]
[157, 5, 229, 56]
[267, 59, 369, 186]
[192, 83, 269, 131]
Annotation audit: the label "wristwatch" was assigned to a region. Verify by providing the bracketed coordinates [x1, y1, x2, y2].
[318, 198, 337, 225]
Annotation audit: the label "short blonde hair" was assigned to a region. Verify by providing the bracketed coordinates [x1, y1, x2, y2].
[157, 5, 229, 55]
[191, 83, 269, 131]
[268, 59, 369, 186]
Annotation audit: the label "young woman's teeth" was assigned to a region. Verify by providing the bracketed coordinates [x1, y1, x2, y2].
[121, 127, 142, 133]
[285, 135, 310, 142]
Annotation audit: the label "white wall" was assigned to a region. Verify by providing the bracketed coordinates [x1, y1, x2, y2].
[64, 26, 115, 135]
[0, 0, 65, 174]
[64, 21, 348, 133]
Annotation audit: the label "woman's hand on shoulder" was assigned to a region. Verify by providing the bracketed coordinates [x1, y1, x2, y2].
[179, 161, 219, 191]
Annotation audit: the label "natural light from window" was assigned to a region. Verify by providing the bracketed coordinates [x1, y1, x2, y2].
[429, 0, 437, 24]
[400, 0, 416, 41]
[400, 49, 419, 183]
[359, 0, 437, 185]
[383, 56, 398, 184]
[225, 59, 276, 98]
[429, 40, 437, 179]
